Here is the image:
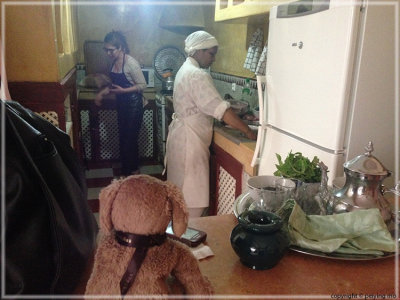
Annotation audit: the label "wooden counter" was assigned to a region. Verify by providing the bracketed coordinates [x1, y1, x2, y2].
[189, 214, 398, 298]
[213, 128, 257, 176]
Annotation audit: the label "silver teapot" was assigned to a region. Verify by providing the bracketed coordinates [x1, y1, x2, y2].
[332, 141, 398, 225]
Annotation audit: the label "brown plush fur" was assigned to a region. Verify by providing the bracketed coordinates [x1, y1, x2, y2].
[85, 175, 213, 299]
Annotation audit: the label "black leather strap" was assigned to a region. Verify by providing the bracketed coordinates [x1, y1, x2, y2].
[115, 231, 166, 295]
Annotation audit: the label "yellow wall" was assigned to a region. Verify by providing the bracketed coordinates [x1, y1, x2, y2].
[76, 3, 189, 68]
[3, 3, 58, 81]
[205, 8, 268, 78]
[75, 2, 267, 78]
[2, 1, 268, 82]
[207, 19, 252, 76]
[2, 0, 78, 82]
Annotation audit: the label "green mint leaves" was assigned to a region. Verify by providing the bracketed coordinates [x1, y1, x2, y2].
[273, 151, 322, 183]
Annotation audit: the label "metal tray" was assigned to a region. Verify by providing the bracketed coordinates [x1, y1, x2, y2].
[290, 245, 397, 261]
[234, 192, 398, 261]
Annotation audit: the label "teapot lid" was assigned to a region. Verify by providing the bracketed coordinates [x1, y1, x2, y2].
[344, 141, 390, 176]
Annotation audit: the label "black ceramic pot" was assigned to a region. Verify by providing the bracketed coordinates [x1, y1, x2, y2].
[230, 210, 289, 270]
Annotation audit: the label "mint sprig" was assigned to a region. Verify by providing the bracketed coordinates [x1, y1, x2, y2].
[273, 151, 321, 183]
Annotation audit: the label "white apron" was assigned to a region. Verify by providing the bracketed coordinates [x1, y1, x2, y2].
[165, 57, 229, 209]
[166, 112, 214, 208]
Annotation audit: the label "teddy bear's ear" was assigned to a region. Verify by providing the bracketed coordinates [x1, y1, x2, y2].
[165, 181, 188, 237]
[99, 179, 123, 233]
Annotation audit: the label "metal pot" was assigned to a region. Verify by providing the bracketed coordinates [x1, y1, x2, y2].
[162, 68, 174, 91]
[332, 141, 397, 224]
[162, 76, 174, 91]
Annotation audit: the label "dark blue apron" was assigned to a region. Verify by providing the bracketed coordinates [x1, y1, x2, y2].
[110, 54, 143, 175]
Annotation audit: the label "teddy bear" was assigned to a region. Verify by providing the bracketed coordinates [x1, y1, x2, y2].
[85, 174, 213, 299]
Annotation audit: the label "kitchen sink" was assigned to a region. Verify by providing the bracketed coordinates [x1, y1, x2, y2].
[214, 122, 258, 145]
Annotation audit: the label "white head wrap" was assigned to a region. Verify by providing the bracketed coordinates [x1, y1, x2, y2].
[184, 31, 219, 57]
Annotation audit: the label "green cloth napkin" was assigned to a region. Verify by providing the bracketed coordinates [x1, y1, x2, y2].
[288, 203, 396, 255]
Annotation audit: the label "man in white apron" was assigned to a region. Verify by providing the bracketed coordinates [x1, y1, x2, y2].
[166, 31, 257, 218]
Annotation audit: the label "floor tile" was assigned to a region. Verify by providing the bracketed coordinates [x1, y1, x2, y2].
[85, 168, 113, 179]
[88, 187, 103, 200]
[93, 212, 99, 225]
[87, 177, 113, 188]
[140, 164, 164, 175]
[85, 163, 165, 214]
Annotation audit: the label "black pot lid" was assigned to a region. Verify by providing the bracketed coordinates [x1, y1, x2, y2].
[153, 46, 186, 80]
[344, 141, 390, 176]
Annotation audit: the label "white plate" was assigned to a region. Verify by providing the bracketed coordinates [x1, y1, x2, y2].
[248, 125, 259, 131]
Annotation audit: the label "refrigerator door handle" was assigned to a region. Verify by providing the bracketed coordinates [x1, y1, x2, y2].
[256, 75, 266, 125]
[251, 75, 268, 168]
[251, 124, 268, 168]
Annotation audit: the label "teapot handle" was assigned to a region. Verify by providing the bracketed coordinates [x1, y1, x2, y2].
[383, 181, 400, 196]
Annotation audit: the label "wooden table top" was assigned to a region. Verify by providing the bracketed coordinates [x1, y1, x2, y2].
[189, 214, 399, 299]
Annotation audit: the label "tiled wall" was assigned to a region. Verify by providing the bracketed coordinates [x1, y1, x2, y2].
[211, 72, 264, 110]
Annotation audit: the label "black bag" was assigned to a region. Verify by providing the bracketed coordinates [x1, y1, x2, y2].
[3, 101, 98, 295]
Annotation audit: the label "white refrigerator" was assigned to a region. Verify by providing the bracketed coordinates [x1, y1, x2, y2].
[252, 0, 398, 186]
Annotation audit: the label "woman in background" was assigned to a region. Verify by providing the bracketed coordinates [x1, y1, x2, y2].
[95, 31, 146, 176]
[166, 31, 257, 218]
